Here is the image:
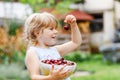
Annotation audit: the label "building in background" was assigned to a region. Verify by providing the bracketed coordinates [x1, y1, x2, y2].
[71, 0, 120, 52]
[0, 1, 33, 27]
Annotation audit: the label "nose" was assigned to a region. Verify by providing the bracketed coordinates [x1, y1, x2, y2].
[54, 29, 58, 34]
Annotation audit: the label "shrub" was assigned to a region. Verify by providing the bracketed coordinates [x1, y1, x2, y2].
[63, 51, 91, 62]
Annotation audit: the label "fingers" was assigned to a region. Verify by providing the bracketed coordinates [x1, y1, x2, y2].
[64, 20, 67, 23]
[71, 18, 76, 23]
[51, 64, 54, 71]
[65, 15, 76, 24]
[62, 70, 71, 75]
[50, 65, 71, 79]
[61, 70, 71, 79]
[58, 65, 67, 72]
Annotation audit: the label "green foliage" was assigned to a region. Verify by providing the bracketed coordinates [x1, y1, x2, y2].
[0, 51, 9, 64]
[0, 46, 26, 64]
[63, 51, 91, 62]
[11, 50, 25, 63]
[20, 0, 44, 12]
[19, 0, 84, 13]
[55, 0, 72, 14]
[8, 20, 21, 36]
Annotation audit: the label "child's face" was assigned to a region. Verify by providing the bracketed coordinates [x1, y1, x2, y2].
[38, 26, 58, 46]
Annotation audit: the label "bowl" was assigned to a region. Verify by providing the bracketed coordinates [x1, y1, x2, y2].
[39, 58, 76, 76]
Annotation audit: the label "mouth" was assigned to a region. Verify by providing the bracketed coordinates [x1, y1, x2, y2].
[51, 36, 57, 39]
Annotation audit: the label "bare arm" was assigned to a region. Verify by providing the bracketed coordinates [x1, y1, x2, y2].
[25, 48, 70, 80]
[55, 15, 82, 56]
[25, 49, 52, 80]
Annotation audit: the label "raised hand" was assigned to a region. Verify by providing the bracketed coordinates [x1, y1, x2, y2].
[64, 15, 76, 24]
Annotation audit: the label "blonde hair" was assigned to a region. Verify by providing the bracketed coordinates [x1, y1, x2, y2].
[24, 12, 57, 46]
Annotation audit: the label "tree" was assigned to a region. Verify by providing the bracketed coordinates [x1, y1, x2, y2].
[19, 0, 84, 13]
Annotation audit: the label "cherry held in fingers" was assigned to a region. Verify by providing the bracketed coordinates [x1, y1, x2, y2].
[64, 24, 70, 30]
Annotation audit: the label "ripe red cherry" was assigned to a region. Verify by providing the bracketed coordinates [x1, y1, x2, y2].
[60, 58, 64, 61]
[41, 58, 74, 65]
[64, 24, 70, 30]
[64, 25, 69, 30]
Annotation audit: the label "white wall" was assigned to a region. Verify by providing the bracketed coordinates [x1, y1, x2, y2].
[115, 1, 120, 23]
[82, 0, 115, 45]
[103, 10, 115, 43]
[0, 2, 33, 20]
[71, 0, 117, 47]
[90, 32, 103, 47]
[84, 0, 114, 13]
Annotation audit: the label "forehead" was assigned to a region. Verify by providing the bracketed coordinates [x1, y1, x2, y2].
[48, 22, 57, 28]
[42, 20, 57, 30]
[41, 14, 58, 28]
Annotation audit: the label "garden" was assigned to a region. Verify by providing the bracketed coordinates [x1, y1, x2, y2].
[0, 25, 120, 80]
[0, 0, 120, 80]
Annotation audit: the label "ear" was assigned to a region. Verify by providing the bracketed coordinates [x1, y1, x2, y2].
[34, 30, 42, 37]
[34, 30, 39, 37]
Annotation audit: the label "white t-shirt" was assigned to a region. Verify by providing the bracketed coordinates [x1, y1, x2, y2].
[27, 46, 71, 80]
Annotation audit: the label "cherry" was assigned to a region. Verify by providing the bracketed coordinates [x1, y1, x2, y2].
[63, 24, 70, 30]
[60, 58, 64, 61]
[41, 58, 75, 66]
[64, 26, 69, 30]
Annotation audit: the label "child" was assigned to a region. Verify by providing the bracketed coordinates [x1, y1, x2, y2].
[24, 12, 82, 80]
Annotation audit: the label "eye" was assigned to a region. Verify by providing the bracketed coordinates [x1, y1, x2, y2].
[49, 27, 54, 30]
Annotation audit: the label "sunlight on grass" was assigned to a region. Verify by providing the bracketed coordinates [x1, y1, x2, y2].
[70, 53, 120, 80]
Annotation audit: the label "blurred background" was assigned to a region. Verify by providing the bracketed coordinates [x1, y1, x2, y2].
[0, 0, 120, 80]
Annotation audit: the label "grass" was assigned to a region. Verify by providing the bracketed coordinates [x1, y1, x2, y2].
[70, 53, 120, 80]
[0, 63, 30, 80]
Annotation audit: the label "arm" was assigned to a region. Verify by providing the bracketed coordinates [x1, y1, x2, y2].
[25, 48, 70, 80]
[25, 49, 52, 80]
[55, 15, 82, 56]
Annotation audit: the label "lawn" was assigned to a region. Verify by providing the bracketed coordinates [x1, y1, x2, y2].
[0, 52, 120, 80]
[70, 53, 120, 80]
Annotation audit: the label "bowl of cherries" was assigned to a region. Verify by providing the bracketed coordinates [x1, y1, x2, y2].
[39, 58, 76, 76]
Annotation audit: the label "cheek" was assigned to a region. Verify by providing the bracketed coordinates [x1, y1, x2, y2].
[40, 34, 50, 42]
[43, 36, 56, 45]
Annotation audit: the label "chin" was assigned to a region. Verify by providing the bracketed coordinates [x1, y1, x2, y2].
[51, 43, 56, 46]
[49, 42, 56, 46]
